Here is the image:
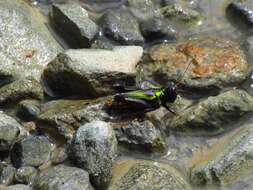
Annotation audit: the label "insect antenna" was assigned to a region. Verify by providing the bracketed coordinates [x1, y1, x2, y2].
[176, 61, 193, 87]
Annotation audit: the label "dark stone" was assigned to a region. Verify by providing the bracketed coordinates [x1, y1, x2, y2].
[16, 100, 41, 121]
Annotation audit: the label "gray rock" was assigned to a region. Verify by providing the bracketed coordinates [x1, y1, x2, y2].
[11, 136, 54, 167]
[100, 9, 144, 45]
[16, 100, 41, 121]
[142, 38, 250, 90]
[0, 184, 31, 190]
[0, 77, 43, 107]
[15, 166, 37, 185]
[166, 90, 253, 134]
[33, 165, 94, 190]
[114, 119, 166, 153]
[37, 98, 110, 140]
[0, 112, 27, 151]
[140, 17, 176, 41]
[42, 46, 143, 97]
[0, 0, 61, 85]
[227, 0, 253, 29]
[69, 121, 117, 190]
[245, 35, 253, 59]
[0, 164, 16, 186]
[190, 124, 253, 185]
[161, 3, 201, 23]
[108, 160, 192, 190]
[51, 3, 98, 48]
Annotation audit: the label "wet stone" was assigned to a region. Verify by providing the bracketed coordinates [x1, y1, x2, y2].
[166, 89, 253, 134]
[33, 165, 94, 190]
[0, 112, 27, 151]
[16, 100, 41, 121]
[227, 0, 253, 30]
[15, 166, 37, 185]
[42, 46, 143, 97]
[0, 164, 16, 186]
[114, 119, 166, 153]
[0, 77, 43, 107]
[37, 98, 110, 140]
[11, 136, 54, 168]
[109, 160, 192, 190]
[51, 2, 98, 48]
[69, 121, 117, 190]
[100, 9, 144, 45]
[142, 38, 250, 90]
[190, 124, 253, 186]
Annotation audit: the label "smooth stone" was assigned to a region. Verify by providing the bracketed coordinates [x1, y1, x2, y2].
[69, 121, 117, 190]
[113, 119, 166, 153]
[108, 159, 192, 190]
[15, 166, 37, 185]
[37, 98, 110, 140]
[42, 46, 143, 97]
[0, 164, 16, 186]
[190, 124, 253, 185]
[142, 38, 250, 90]
[51, 3, 98, 48]
[16, 100, 41, 121]
[100, 9, 144, 45]
[166, 89, 253, 134]
[0, 112, 27, 151]
[33, 165, 94, 190]
[11, 136, 54, 167]
[0, 77, 43, 107]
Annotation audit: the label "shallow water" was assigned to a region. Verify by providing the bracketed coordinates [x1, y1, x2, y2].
[29, 0, 253, 189]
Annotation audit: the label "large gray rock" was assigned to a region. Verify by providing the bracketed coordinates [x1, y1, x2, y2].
[100, 9, 144, 45]
[166, 89, 253, 134]
[33, 165, 94, 190]
[114, 119, 166, 153]
[11, 136, 54, 167]
[69, 121, 117, 190]
[0, 77, 43, 107]
[51, 3, 98, 48]
[0, 112, 27, 151]
[37, 98, 110, 140]
[109, 160, 192, 190]
[42, 46, 143, 97]
[142, 38, 250, 90]
[0, 0, 61, 84]
[190, 124, 253, 185]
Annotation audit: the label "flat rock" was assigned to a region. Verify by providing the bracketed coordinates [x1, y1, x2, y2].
[51, 3, 98, 48]
[100, 9, 144, 45]
[0, 77, 43, 107]
[37, 98, 110, 140]
[113, 119, 166, 153]
[190, 124, 253, 185]
[33, 165, 94, 190]
[0, 112, 27, 151]
[42, 46, 143, 97]
[166, 89, 253, 134]
[142, 38, 250, 90]
[11, 136, 54, 167]
[69, 121, 117, 190]
[108, 160, 192, 190]
[0, 0, 61, 84]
